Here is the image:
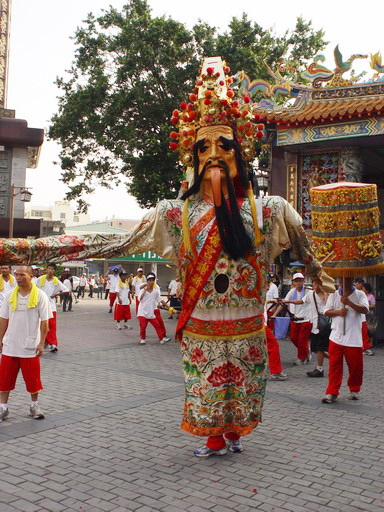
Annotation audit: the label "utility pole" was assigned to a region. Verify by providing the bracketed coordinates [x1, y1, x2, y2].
[0, 0, 12, 108]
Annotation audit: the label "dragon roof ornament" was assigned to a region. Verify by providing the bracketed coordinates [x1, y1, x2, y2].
[268, 45, 384, 91]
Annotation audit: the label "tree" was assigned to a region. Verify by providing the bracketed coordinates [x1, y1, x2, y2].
[49, 0, 327, 211]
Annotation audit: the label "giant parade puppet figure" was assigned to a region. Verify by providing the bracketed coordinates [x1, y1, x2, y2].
[0, 58, 333, 457]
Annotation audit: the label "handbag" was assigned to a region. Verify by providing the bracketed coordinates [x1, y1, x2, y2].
[313, 292, 331, 334]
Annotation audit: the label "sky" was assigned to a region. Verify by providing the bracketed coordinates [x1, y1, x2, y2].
[7, 0, 384, 221]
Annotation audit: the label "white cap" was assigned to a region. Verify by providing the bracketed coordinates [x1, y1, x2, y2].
[64, 268, 70, 271]
[137, 267, 143, 272]
[292, 272, 305, 280]
[31, 265, 38, 269]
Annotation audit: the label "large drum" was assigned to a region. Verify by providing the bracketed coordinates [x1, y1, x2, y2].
[310, 182, 384, 277]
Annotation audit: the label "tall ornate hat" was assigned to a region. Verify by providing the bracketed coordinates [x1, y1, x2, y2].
[169, 57, 265, 171]
[310, 182, 384, 277]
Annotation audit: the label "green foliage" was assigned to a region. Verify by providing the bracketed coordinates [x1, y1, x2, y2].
[49, 0, 327, 211]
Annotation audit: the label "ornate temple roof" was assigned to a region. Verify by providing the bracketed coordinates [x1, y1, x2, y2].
[259, 90, 384, 125]
[241, 47, 384, 128]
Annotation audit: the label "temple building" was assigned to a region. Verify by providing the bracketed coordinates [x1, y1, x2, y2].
[252, 47, 384, 339]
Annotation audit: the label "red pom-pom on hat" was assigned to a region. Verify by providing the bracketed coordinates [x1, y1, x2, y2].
[169, 142, 178, 150]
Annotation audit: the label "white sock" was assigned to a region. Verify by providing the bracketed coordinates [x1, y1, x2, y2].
[31, 401, 38, 406]
[0, 403, 8, 410]
[317, 366, 323, 371]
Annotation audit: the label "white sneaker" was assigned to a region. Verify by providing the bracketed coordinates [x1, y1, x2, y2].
[116, 324, 122, 330]
[293, 359, 308, 366]
[0, 407, 9, 421]
[160, 337, 171, 345]
[123, 324, 132, 330]
[30, 403, 45, 419]
[348, 392, 360, 400]
[140, 339, 146, 345]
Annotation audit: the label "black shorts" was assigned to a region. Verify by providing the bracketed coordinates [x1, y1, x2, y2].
[170, 297, 181, 309]
[310, 331, 330, 353]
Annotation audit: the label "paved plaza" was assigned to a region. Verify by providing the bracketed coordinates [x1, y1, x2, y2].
[0, 297, 383, 512]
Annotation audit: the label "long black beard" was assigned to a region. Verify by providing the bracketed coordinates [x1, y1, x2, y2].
[214, 161, 253, 260]
[181, 144, 253, 260]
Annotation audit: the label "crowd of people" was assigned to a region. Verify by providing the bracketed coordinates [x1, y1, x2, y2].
[106, 266, 179, 345]
[0, 261, 379, 425]
[265, 272, 377, 404]
[0, 263, 183, 423]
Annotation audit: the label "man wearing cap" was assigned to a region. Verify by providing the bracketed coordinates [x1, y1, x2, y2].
[274, 273, 312, 365]
[281, 277, 330, 377]
[137, 272, 170, 345]
[132, 268, 146, 315]
[62, 273, 74, 313]
[31, 266, 41, 285]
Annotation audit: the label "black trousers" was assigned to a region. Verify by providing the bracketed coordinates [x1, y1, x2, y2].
[63, 293, 73, 312]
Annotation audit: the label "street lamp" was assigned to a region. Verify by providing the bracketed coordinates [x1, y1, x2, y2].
[9, 184, 33, 237]
[256, 171, 269, 196]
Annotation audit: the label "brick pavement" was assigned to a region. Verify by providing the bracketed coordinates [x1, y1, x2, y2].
[1, 297, 383, 511]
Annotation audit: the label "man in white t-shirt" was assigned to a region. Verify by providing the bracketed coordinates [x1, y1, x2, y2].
[31, 266, 41, 285]
[107, 268, 120, 313]
[114, 271, 133, 330]
[132, 268, 147, 315]
[0, 265, 16, 307]
[62, 274, 73, 312]
[283, 278, 330, 378]
[265, 276, 287, 381]
[321, 277, 369, 403]
[37, 263, 69, 352]
[266, 277, 279, 305]
[138, 272, 170, 345]
[0, 265, 52, 421]
[167, 277, 180, 319]
[88, 275, 96, 298]
[273, 272, 312, 365]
